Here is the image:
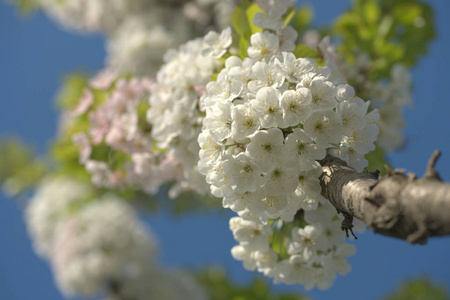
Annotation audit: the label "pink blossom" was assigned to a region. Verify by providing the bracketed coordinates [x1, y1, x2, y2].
[72, 88, 93, 117]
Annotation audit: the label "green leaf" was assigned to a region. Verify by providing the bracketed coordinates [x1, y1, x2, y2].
[291, 5, 313, 32]
[382, 278, 450, 300]
[377, 15, 394, 39]
[282, 7, 296, 28]
[392, 3, 422, 25]
[246, 3, 264, 34]
[8, 0, 40, 15]
[56, 73, 90, 109]
[232, 1, 252, 39]
[232, 1, 263, 40]
[197, 267, 309, 300]
[365, 144, 390, 176]
[0, 138, 47, 196]
[335, 0, 436, 77]
[292, 44, 320, 59]
[360, 0, 381, 24]
[239, 36, 249, 59]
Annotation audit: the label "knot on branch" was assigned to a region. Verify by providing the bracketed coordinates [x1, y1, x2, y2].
[365, 169, 380, 179]
[367, 156, 443, 244]
[423, 150, 443, 181]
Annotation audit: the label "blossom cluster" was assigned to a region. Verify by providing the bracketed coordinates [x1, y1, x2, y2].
[199, 27, 378, 221]
[197, 0, 378, 289]
[26, 177, 207, 299]
[369, 63, 412, 151]
[26, 177, 95, 258]
[37, 0, 233, 34]
[71, 71, 182, 195]
[146, 31, 230, 197]
[52, 196, 158, 297]
[105, 0, 237, 76]
[230, 202, 364, 290]
[302, 31, 412, 153]
[340, 52, 412, 151]
[338, 52, 412, 152]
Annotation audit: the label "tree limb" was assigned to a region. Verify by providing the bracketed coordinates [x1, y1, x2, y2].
[319, 151, 450, 244]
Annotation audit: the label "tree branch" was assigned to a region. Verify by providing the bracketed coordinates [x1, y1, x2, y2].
[319, 151, 450, 244]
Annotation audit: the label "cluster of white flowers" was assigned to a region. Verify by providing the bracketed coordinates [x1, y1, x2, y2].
[106, 0, 237, 76]
[302, 30, 413, 153]
[38, 0, 235, 34]
[230, 202, 364, 290]
[196, 0, 378, 289]
[199, 21, 378, 220]
[26, 177, 207, 299]
[26, 177, 94, 258]
[370, 64, 412, 151]
[147, 30, 231, 197]
[72, 71, 182, 195]
[339, 52, 412, 152]
[52, 196, 158, 297]
[106, 11, 191, 77]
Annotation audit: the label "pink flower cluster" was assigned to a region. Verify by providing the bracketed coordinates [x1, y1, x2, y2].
[72, 70, 182, 194]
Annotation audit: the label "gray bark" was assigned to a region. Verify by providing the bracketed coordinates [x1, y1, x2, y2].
[319, 151, 450, 244]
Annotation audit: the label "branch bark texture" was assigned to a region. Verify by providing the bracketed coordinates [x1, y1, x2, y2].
[319, 151, 450, 244]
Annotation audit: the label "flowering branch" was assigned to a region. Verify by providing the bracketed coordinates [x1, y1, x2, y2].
[319, 151, 450, 244]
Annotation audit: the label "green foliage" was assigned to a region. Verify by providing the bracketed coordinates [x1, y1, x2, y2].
[282, 8, 296, 29]
[365, 144, 390, 176]
[239, 36, 250, 59]
[381, 0, 435, 67]
[232, 0, 264, 59]
[56, 73, 90, 110]
[7, 0, 40, 15]
[382, 278, 450, 300]
[334, 0, 435, 80]
[269, 216, 307, 260]
[289, 5, 314, 33]
[0, 139, 47, 196]
[232, 0, 263, 40]
[292, 45, 321, 60]
[51, 72, 115, 181]
[198, 272, 449, 300]
[197, 268, 308, 300]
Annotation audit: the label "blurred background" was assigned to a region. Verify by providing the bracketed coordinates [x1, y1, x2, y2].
[1, 0, 449, 299]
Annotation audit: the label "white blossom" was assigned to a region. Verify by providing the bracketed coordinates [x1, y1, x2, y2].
[248, 32, 280, 60]
[203, 101, 233, 141]
[285, 129, 326, 166]
[280, 88, 312, 126]
[246, 128, 286, 172]
[223, 153, 262, 193]
[251, 87, 284, 128]
[202, 27, 233, 58]
[303, 110, 342, 147]
[231, 102, 261, 142]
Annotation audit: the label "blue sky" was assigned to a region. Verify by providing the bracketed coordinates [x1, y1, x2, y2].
[0, 0, 449, 299]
